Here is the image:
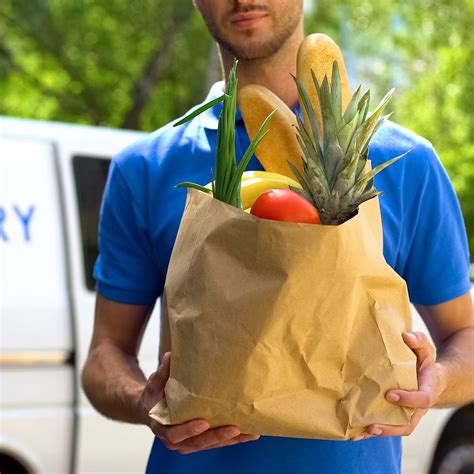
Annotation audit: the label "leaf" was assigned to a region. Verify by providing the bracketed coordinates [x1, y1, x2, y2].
[326, 142, 345, 189]
[311, 69, 322, 106]
[225, 109, 276, 205]
[176, 182, 213, 194]
[340, 84, 362, 129]
[295, 112, 324, 162]
[292, 171, 324, 211]
[348, 149, 411, 196]
[173, 94, 226, 126]
[331, 61, 342, 121]
[293, 74, 322, 148]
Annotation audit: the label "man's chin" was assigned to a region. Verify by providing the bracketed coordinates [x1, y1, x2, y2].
[221, 38, 283, 61]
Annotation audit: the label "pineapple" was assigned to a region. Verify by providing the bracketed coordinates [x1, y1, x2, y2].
[290, 61, 409, 225]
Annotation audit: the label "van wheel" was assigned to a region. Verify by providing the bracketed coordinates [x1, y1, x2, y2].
[434, 438, 474, 474]
[0, 454, 29, 474]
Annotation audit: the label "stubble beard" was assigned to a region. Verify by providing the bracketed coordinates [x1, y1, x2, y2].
[204, 5, 302, 61]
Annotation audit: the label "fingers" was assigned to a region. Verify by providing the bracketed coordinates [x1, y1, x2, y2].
[180, 434, 261, 454]
[364, 408, 428, 438]
[402, 332, 436, 367]
[386, 344, 437, 409]
[176, 425, 241, 452]
[151, 418, 210, 444]
[158, 425, 259, 455]
[352, 406, 429, 441]
[385, 385, 434, 409]
[351, 432, 376, 442]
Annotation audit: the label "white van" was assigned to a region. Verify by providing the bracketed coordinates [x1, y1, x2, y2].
[1, 116, 473, 474]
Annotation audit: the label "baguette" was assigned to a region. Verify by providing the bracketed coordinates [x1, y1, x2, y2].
[239, 85, 303, 180]
[297, 33, 351, 133]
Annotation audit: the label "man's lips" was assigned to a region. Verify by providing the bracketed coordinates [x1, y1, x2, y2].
[230, 12, 268, 29]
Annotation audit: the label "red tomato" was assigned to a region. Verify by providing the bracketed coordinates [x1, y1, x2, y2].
[250, 189, 320, 224]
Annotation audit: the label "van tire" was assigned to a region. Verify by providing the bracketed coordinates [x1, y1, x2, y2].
[0, 454, 29, 474]
[433, 438, 474, 474]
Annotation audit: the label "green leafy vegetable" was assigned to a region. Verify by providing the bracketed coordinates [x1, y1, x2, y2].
[176, 59, 275, 208]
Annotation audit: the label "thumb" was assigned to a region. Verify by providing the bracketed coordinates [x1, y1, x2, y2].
[157, 352, 171, 382]
[141, 352, 172, 415]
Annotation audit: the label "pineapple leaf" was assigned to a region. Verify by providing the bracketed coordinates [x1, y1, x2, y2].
[340, 85, 362, 129]
[289, 161, 318, 204]
[329, 155, 348, 190]
[331, 61, 343, 121]
[354, 158, 367, 180]
[354, 189, 383, 207]
[311, 69, 322, 104]
[363, 176, 374, 193]
[349, 150, 410, 196]
[354, 101, 393, 159]
[361, 91, 371, 121]
[360, 113, 392, 157]
[326, 143, 345, 190]
[295, 112, 324, 162]
[293, 75, 322, 149]
[345, 90, 370, 153]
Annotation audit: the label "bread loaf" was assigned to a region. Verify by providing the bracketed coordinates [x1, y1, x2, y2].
[297, 33, 351, 132]
[238, 85, 303, 180]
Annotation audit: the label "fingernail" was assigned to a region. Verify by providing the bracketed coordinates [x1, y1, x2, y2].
[387, 392, 400, 402]
[352, 435, 364, 441]
[371, 428, 383, 436]
[194, 421, 208, 433]
[405, 332, 417, 340]
[224, 428, 240, 438]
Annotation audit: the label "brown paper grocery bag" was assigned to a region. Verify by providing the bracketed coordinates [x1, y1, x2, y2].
[150, 175, 418, 440]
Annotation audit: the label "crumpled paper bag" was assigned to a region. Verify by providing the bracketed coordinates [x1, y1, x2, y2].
[150, 173, 418, 440]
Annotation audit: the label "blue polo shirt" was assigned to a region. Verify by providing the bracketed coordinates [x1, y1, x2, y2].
[94, 82, 471, 474]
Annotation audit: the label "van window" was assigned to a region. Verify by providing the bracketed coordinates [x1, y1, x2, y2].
[72, 156, 111, 291]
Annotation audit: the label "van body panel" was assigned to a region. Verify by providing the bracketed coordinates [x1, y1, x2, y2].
[1, 407, 74, 473]
[1, 137, 71, 352]
[1, 367, 74, 408]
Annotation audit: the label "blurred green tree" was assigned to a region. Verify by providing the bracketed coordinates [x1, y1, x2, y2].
[0, 0, 212, 129]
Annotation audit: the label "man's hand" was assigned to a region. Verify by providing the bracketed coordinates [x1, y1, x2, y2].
[140, 352, 260, 455]
[351, 331, 445, 441]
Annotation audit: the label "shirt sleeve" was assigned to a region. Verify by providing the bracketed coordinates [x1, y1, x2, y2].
[93, 158, 163, 305]
[402, 144, 471, 306]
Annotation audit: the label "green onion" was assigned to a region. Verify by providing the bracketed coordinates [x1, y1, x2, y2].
[176, 59, 275, 208]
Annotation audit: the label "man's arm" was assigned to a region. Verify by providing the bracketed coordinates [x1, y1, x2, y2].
[82, 294, 260, 454]
[82, 293, 153, 424]
[415, 290, 474, 407]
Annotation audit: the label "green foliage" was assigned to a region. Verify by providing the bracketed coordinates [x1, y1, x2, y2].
[0, 0, 211, 128]
[304, 0, 474, 259]
[177, 61, 276, 209]
[0, 0, 472, 257]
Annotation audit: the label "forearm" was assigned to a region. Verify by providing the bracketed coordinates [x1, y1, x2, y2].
[435, 327, 474, 408]
[82, 339, 149, 425]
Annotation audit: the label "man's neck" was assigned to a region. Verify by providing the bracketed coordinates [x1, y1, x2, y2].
[219, 24, 304, 110]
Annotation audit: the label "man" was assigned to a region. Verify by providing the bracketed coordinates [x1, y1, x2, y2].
[82, 1, 474, 473]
